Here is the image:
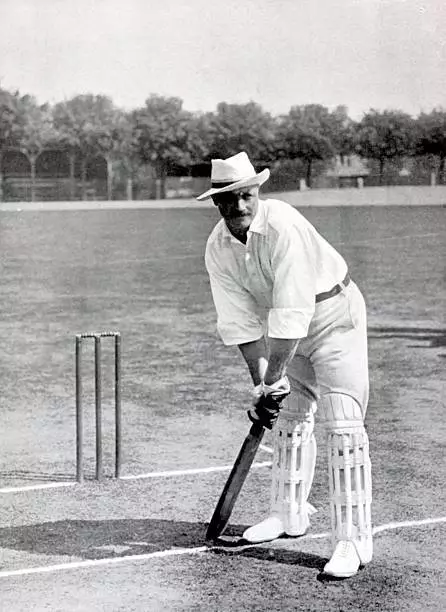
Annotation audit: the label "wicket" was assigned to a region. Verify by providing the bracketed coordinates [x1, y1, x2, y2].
[75, 331, 122, 482]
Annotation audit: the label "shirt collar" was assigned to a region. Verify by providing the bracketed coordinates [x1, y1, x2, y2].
[248, 198, 267, 236]
[220, 198, 268, 243]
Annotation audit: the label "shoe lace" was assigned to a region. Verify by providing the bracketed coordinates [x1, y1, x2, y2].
[337, 540, 353, 558]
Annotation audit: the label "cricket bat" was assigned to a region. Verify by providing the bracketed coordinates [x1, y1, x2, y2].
[206, 421, 265, 541]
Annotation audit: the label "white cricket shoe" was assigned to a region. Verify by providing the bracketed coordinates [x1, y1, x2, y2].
[356, 537, 374, 565]
[323, 540, 362, 578]
[242, 513, 310, 544]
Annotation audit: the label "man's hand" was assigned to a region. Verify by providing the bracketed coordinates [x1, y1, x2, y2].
[247, 377, 290, 430]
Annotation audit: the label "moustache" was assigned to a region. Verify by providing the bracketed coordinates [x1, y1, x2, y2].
[228, 211, 251, 219]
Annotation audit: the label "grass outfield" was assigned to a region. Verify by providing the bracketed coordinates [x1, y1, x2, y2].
[1, 184, 446, 211]
[0, 201, 445, 610]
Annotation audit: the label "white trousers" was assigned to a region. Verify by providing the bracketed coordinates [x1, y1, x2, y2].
[287, 281, 369, 415]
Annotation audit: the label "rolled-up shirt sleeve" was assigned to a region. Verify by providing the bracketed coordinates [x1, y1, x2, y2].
[206, 252, 264, 346]
[268, 223, 317, 339]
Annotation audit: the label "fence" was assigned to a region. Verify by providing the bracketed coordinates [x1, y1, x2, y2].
[0, 157, 443, 202]
[1, 178, 108, 202]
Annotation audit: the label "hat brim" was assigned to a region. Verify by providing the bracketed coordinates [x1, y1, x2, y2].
[196, 168, 270, 201]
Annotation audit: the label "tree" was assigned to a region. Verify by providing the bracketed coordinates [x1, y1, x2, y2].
[106, 111, 140, 199]
[275, 105, 336, 187]
[83, 105, 137, 200]
[53, 94, 129, 199]
[12, 95, 60, 201]
[0, 87, 19, 200]
[327, 105, 357, 161]
[205, 102, 277, 164]
[133, 94, 194, 199]
[0, 87, 18, 150]
[416, 109, 446, 184]
[185, 111, 214, 164]
[355, 109, 416, 184]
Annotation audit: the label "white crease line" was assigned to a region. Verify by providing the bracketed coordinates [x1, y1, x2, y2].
[259, 444, 273, 454]
[0, 546, 209, 578]
[119, 461, 272, 481]
[0, 516, 444, 580]
[373, 516, 446, 534]
[0, 482, 76, 494]
[11, 455, 428, 494]
[0, 463, 274, 492]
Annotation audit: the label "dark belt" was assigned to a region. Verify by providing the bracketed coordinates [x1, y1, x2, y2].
[315, 272, 351, 303]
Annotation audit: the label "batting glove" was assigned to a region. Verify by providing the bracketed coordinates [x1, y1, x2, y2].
[248, 377, 290, 430]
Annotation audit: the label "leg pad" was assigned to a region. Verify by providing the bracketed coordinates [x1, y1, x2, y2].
[243, 394, 317, 543]
[322, 393, 373, 564]
[271, 395, 317, 535]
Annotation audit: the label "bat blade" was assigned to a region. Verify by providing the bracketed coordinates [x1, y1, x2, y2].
[206, 422, 265, 541]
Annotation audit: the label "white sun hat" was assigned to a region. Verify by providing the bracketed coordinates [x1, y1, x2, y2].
[196, 152, 270, 201]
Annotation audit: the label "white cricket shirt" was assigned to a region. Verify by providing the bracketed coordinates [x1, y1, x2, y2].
[205, 198, 348, 346]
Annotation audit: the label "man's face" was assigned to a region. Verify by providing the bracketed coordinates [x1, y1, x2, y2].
[212, 186, 259, 238]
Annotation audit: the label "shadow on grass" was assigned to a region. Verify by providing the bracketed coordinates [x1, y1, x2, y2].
[208, 525, 328, 572]
[212, 543, 327, 572]
[0, 518, 328, 571]
[0, 518, 208, 560]
[368, 326, 446, 346]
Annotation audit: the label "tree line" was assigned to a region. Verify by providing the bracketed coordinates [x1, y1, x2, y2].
[1, 86, 445, 198]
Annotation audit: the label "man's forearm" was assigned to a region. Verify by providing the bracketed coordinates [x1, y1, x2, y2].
[238, 338, 268, 386]
[264, 338, 300, 385]
[238, 337, 299, 387]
